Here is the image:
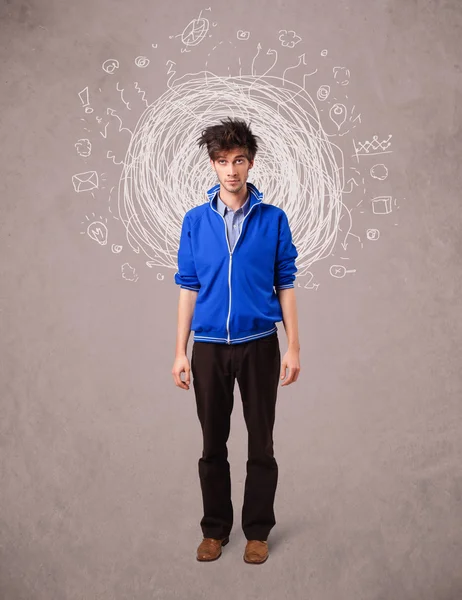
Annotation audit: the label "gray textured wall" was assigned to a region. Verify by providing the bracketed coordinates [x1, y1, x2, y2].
[1, 0, 461, 598]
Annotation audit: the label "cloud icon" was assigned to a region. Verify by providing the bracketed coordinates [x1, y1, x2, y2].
[278, 29, 302, 48]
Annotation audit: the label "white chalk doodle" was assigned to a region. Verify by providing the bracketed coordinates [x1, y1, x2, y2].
[106, 108, 133, 135]
[135, 56, 150, 68]
[370, 163, 389, 180]
[102, 59, 120, 75]
[107, 151, 124, 165]
[78, 23, 398, 286]
[282, 53, 307, 85]
[117, 69, 344, 276]
[317, 85, 330, 101]
[237, 30, 250, 41]
[121, 263, 139, 282]
[330, 265, 356, 278]
[329, 103, 347, 130]
[111, 244, 123, 253]
[166, 60, 177, 87]
[372, 196, 392, 214]
[278, 29, 302, 48]
[134, 82, 149, 107]
[116, 82, 131, 110]
[353, 135, 392, 161]
[333, 66, 350, 85]
[78, 87, 93, 114]
[72, 171, 99, 193]
[171, 10, 210, 47]
[75, 138, 91, 157]
[87, 220, 108, 245]
[366, 229, 380, 240]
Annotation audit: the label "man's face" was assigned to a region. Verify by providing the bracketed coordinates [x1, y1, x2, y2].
[211, 147, 254, 194]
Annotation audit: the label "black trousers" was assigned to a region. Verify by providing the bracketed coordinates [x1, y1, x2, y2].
[191, 332, 281, 541]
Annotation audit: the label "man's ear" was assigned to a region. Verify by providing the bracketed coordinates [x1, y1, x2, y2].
[248, 160, 254, 170]
[210, 159, 216, 171]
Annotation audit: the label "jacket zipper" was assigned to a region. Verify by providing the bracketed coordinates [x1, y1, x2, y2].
[211, 197, 261, 344]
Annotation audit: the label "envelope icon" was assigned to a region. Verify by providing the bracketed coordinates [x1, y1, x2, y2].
[72, 170, 99, 193]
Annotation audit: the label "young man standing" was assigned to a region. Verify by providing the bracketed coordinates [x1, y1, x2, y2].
[172, 118, 300, 564]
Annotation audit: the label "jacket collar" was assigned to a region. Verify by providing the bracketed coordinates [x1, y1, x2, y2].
[207, 182, 263, 212]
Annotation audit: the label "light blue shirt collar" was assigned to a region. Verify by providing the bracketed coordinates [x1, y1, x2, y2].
[216, 190, 251, 217]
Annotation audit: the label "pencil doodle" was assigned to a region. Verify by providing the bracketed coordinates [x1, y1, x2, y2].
[278, 29, 302, 48]
[102, 59, 119, 75]
[75, 138, 91, 157]
[72, 171, 99, 193]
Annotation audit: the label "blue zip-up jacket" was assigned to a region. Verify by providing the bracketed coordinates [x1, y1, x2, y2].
[174, 182, 298, 345]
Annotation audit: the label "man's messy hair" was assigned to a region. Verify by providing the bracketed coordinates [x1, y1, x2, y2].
[197, 117, 259, 161]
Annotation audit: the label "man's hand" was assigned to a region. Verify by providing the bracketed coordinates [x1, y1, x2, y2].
[172, 355, 191, 390]
[280, 348, 300, 386]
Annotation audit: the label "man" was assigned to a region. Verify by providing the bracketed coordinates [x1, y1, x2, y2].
[172, 117, 300, 564]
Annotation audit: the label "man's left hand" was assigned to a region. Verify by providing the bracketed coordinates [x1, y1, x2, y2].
[280, 348, 300, 386]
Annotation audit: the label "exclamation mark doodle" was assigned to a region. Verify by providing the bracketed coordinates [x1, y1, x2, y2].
[78, 87, 93, 114]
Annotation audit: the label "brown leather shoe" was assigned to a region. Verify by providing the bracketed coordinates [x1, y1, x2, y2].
[243, 540, 269, 564]
[196, 536, 229, 561]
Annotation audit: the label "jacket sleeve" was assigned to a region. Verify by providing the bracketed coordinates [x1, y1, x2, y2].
[274, 211, 298, 290]
[174, 213, 201, 291]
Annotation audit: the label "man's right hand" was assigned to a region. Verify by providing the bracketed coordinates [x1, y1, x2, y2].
[171, 355, 191, 390]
